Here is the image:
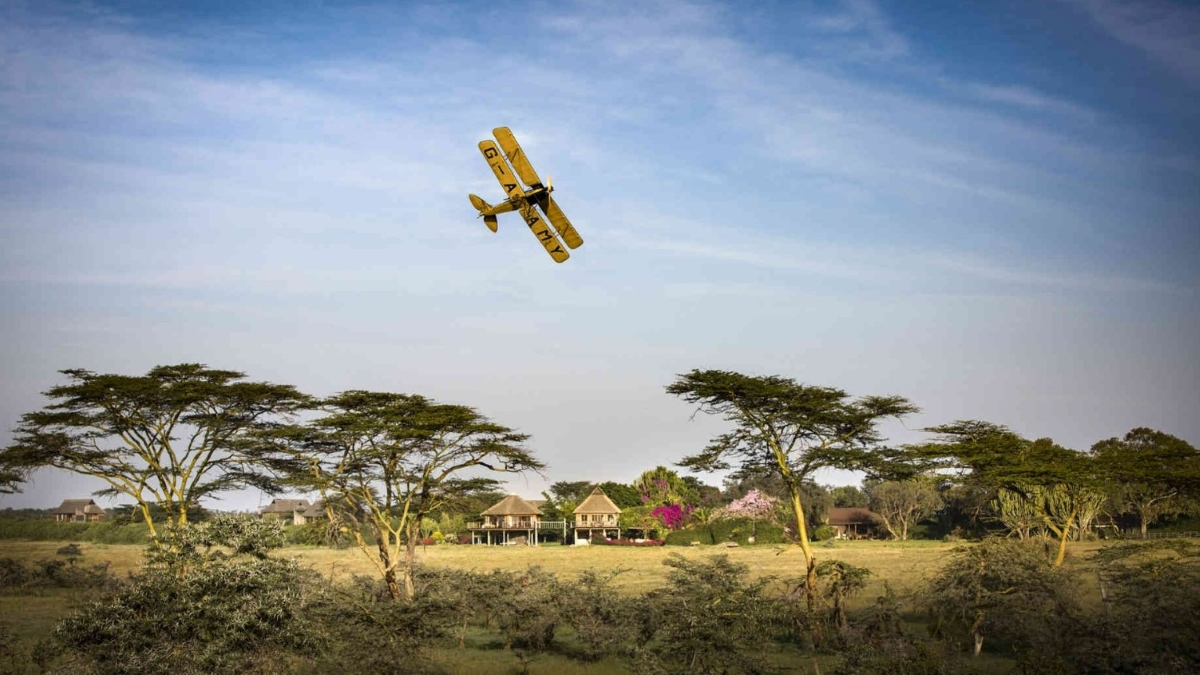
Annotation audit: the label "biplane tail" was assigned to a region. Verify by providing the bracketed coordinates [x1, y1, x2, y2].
[469, 194, 499, 232]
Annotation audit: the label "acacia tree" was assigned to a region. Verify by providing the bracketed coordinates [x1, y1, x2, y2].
[911, 423, 1101, 566]
[864, 476, 944, 540]
[666, 369, 918, 606]
[1092, 428, 1199, 538]
[0, 365, 310, 535]
[267, 390, 543, 601]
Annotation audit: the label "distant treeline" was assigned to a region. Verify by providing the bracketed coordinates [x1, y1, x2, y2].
[0, 520, 151, 544]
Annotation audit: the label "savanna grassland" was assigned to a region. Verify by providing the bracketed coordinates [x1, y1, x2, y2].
[0, 538, 1115, 675]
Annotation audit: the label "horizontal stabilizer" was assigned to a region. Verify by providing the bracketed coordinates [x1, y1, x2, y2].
[484, 215, 498, 232]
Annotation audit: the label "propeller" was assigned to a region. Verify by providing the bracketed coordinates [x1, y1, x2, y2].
[546, 175, 553, 193]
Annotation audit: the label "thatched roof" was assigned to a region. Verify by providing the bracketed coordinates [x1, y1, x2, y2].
[299, 501, 327, 518]
[826, 507, 878, 526]
[573, 488, 621, 515]
[51, 499, 105, 516]
[481, 494, 543, 516]
[261, 499, 310, 514]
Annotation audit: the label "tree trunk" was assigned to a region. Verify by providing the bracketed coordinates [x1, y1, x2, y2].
[973, 631, 984, 657]
[1139, 517, 1149, 540]
[139, 502, 157, 538]
[1052, 504, 1079, 568]
[403, 525, 419, 602]
[787, 486, 824, 647]
[383, 566, 402, 601]
[374, 527, 401, 600]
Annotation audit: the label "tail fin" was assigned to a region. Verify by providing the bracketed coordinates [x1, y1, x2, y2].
[483, 215, 498, 232]
[469, 194, 491, 212]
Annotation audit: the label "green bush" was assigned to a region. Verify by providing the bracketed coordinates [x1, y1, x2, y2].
[39, 516, 324, 675]
[664, 529, 713, 546]
[0, 519, 149, 544]
[664, 518, 787, 546]
[0, 557, 115, 594]
[636, 554, 784, 673]
[812, 525, 838, 541]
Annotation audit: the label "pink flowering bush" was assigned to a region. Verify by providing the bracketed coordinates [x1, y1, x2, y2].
[651, 503, 693, 530]
[715, 489, 778, 522]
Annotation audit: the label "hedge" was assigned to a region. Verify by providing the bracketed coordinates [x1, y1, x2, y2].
[664, 518, 787, 546]
[0, 520, 151, 544]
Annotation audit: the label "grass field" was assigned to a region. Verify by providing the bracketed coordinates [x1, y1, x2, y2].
[0, 538, 1108, 674]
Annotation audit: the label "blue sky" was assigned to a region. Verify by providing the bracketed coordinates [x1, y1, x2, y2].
[2, 0, 1197, 511]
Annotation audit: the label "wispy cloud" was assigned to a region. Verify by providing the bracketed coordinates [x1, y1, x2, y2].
[965, 83, 1100, 122]
[1075, 0, 1200, 86]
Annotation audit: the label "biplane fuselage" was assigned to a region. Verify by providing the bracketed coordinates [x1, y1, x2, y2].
[469, 127, 583, 263]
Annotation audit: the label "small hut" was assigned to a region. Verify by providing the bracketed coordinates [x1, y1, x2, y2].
[260, 499, 310, 522]
[825, 507, 879, 539]
[294, 501, 328, 525]
[469, 494, 544, 546]
[572, 487, 622, 544]
[51, 499, 106, 522]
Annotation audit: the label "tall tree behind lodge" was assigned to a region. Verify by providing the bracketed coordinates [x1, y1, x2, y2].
[666, 369, 918, 608]
[0, 365, 311, 536]
[263, 390, 543, 600]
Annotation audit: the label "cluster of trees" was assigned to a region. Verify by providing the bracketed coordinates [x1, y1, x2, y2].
[2, 365, 1198, 600]
[3, 364, 1200, 673]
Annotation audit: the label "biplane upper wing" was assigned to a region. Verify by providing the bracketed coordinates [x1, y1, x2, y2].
[539, 195, 583, 249]
[478, 140, 569, 263]
[493, 127, 542, 188]
[479, 140, 524, 201]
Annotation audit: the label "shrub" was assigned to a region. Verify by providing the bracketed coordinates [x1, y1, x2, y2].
[812, 525, 838, 541]
[0, 557, 114, 594]
[922, 538, 1077, 658]
[664, 529, 712, 546]
[561, 570, 640, 661]
[591, 538, 664, 546]
[38, 516, 325, 675]
[635, 554, 784, 674]
[0, 520, 149, 544]
[664, 519, 790, 546]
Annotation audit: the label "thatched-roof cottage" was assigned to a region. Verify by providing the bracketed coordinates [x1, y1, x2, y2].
[51, 499, 106, 522]
[469, 494, 553, 545]
[825, 507, 879, 539]
[572, 487, 622, 544]
[260, 499, 310, 522]
[294, 501, 327, 525]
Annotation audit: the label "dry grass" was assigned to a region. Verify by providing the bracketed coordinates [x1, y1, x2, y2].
[291, 539, 974, 600]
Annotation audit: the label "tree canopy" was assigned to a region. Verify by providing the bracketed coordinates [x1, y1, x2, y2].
[666, 368, 918, 605]
[263, 390, 543, 600]
[909, 422, 1104, 565]
[1092, 427, 1200, 538]
[0, 364, 311, 535]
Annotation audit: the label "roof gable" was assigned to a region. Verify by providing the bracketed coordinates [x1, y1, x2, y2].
[826, 507, 879, 526]
[481, 494, 543, 516]
[52, 499, 104, 515]
[261, 499, 311, 513]
[573, 488, 621, 515]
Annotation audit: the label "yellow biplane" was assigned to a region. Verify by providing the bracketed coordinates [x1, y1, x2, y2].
[469, 127, 583, 263]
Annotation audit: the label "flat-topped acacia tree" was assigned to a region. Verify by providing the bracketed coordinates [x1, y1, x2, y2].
[0, 365, 311, 536]
[267, 390, 543, 601]
[910, 421, 1104, 566]
[665, 369, 918, 606]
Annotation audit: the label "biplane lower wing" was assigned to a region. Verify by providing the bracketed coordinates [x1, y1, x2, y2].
[540, 195, 583, 249]
[520, 203, 569, 263]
